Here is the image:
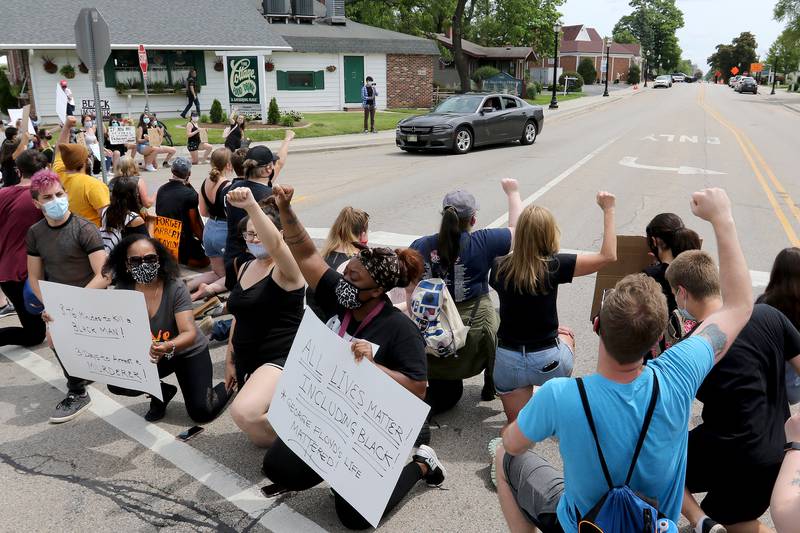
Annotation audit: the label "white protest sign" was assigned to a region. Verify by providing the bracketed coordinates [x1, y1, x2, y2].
[8, 108, 36, 135]
[56, 84, 68, 125]
[39, 281, 162, 400]
[268, 310, 430, 528]
[108, 125, 136, 144]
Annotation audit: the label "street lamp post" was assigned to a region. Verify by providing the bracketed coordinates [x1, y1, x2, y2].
[771, 61, 778, 95]
[603, 37, 610, 97]
[643, 51, 648, 87]
[550, 22, 561, 109]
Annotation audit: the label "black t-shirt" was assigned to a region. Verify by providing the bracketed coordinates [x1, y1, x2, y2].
[694, 304, 800, 465]
[643, 262, 677, 314]
[155, 179, 204, 264]
[223, 180, 272, 266]
[314, 268, 427, 382]
[489, 253, 577, 347]
[186, 75, 196, 93]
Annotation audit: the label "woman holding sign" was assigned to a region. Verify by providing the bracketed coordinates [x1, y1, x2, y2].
[259, 183, 447, 530]
[223, 187, 304, 447]
[103, 234, 230, 422]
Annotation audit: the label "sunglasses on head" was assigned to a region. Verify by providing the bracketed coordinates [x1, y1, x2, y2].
[127, 254, 159, 267]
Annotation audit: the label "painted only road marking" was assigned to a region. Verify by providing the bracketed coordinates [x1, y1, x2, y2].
[0, 345, 328, 533]
[640, 134, 721, 144]
[619, 156, 726, 175]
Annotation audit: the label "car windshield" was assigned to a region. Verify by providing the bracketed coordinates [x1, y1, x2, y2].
[657, 76, 670, 80]
[434, 95, 484, 113]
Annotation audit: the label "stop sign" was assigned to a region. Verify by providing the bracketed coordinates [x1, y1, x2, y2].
[138, 44, 148, 74]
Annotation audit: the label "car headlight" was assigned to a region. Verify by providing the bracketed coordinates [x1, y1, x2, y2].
[432, 124, 454, 134]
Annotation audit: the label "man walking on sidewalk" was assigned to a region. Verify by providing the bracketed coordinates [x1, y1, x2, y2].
[362, 76, 378, 133]
[180, 68, 201, 119]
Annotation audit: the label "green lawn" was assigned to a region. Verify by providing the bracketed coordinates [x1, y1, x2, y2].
[161, 109, 425, 146]
[525, 92, 585, 106]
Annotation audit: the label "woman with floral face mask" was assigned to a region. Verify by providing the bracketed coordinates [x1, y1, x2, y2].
[223, 187, 304, 447]
[102, 234, 230, 423]
[260, 184, 447, 530]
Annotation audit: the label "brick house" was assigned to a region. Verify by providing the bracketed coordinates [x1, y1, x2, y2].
[533, 24, 641, 84]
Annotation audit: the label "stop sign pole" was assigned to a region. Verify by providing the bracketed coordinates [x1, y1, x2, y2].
[139, 45, 150, 112]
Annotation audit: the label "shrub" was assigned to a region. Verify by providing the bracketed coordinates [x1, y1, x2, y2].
[200, 114, 210, 123]
[525, 83, 538, 98]
[221, 112, 227, 124]
[578, 58, 597, 86]
[209, 99, 223, 123]
[471, 66, 501, 88]
[59, 64, 76, 79]
[534, 81, 543, 94]
[285, 110, 303, 122]
[280, 114, 295, 127]
[558, 71, 584, 92]
[268, 97, 280, 125]
[627, 64, 641, 85]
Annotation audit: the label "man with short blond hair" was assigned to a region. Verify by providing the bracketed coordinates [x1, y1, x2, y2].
[668, 249, 800, 533]
[495, 189, 753, 533]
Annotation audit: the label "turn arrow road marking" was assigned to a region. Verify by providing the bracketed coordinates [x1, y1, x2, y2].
[619, 156, 726, 175]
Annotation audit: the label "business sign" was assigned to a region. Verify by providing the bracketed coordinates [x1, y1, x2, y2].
[268, 310, 430, 528]
[227, 56, 261, 114]
[81, 98, 111, 119]
[39, 281, 162, 400]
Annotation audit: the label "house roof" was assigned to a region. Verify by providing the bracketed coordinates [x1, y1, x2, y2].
[0, 0, 290, 50]
[258, 0, 439, 55]
[558, 24, 640, 56]
[435, 35, 537, 61]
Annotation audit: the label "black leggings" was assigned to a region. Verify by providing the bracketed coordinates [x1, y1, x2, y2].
[108, 347, 229, 423]
[425, 378, 464, 416]
[262, 438, 424, 530]
[0, 280, 46, 348]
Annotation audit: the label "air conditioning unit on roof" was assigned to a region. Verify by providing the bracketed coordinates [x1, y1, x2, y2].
[264, 0, 291, 17]
[327, 0, 346, 24]
[291, 0, 315, 18]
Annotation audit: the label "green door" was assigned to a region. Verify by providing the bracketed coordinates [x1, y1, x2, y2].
[344, 56, 365, 104]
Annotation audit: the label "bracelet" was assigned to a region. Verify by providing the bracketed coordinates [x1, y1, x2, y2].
[164, 341, 176, 360]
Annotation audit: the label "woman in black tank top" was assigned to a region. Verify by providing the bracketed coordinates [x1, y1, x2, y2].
[224, 187, 305, 447]
[185, 114, 213, 165]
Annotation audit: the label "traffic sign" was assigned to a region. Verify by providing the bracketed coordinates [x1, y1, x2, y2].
[750, 63, 763, 73]
[730, 66, 739, 75]
[138, 44, 148, 74]
[74, 8, 111, 73]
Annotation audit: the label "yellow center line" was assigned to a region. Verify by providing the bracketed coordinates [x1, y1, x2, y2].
[698, 85, 800, 246]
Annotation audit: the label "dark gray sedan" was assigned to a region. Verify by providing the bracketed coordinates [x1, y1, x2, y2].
[396, 93, 544, 154]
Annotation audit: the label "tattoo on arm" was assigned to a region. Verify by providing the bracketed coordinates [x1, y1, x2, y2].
[791, 470, 800, 489]
[283, 231, 311, 246]
[697, 323, 728, 356]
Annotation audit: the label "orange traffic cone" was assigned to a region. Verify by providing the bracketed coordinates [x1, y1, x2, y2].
[634, 83, 639, 90]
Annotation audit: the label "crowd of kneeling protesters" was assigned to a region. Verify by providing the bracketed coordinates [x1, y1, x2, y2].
[1, 115, 800, 532]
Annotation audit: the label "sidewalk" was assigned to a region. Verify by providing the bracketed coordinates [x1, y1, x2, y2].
[160, 86, 646, 158]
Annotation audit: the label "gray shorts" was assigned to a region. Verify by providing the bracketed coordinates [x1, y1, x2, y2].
[503, 450, 565, 533]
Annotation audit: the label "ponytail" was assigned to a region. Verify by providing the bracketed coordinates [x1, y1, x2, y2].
[438, 206, 464, 269]
[395, 248, 425, 288]
[671, 228, 701, 257]
[208, 148, 231, 183]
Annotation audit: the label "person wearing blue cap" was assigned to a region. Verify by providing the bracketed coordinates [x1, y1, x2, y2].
[155, 157, 208, 268]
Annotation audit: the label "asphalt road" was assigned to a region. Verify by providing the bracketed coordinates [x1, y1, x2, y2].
[2, 82, 800, 532]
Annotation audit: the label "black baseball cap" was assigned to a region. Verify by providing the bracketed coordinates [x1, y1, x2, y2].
[245, 145, 279, 166]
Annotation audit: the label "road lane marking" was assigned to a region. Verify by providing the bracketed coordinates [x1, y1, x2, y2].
[740, 135, 800, 227]
[0, 345, 327, 533]
[485, 136, 620, 228]
[619, 156, 726, 175]
[699, 87, 800, 246]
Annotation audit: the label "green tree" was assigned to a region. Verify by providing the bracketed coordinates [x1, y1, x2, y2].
[768, 29, 800, 81]
[775, 0, 800, 33]
[613, 0, 685, 77]
[707, 32, 759, 80]
[268, 97, 280, 125]
[627, 63, 641, 84]
[612, 28, 638, 44]
[0, 66, 19, 113]
[578, 57, 597, 85]
[466, 0, 565, 59]
[209, 99, 223, 123]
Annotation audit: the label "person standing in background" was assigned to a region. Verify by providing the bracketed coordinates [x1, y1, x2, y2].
[362, 76, 378, 134]
[180, 68, 201, 119]
[60, 80, 76, 117]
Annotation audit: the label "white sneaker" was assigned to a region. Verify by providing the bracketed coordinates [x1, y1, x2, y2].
[412, 445, 446, 487]
[145, 164, 157, 172]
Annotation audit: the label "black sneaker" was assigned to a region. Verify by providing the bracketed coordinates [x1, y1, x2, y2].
[49, 392, 91, 423]
[413, 444, 446, 487]
[145, 383, 178, 422]
[699, 518, 727, 533]
[0, 302, 16, 318]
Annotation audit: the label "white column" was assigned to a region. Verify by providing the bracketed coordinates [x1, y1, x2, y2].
[258, 52, 268, 124]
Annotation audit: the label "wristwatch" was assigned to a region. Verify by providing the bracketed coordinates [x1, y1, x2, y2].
[784, 441, 800, 453]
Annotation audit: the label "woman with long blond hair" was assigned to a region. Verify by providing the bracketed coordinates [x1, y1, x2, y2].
[306, 206, 370, 319]
[112, 155, 153, 210]
[490, 191, 617, 423]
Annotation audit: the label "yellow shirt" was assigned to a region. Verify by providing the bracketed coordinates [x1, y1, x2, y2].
[53, 153, 110, 227]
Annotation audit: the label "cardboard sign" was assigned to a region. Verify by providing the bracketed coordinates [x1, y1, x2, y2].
[108, 125, 136, 144]
[39, 281, 162, 400]
[152, 216, 182, 259]
[198, 128, 208, 143]
[268, 310, 430, 528]
[56, 84, 68, 125]
[589, 236, 655, 320]
[147, 127, 162, 147]
[7, 108, 36, 135]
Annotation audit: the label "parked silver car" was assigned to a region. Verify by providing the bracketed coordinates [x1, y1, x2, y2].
[654, 75, 673, 88]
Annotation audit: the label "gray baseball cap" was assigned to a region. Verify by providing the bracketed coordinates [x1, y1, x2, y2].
[442, 190, 479, 218]
[171, 157, 192, 179]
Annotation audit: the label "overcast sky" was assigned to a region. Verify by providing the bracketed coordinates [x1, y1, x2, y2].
[559, 0, 783, 71]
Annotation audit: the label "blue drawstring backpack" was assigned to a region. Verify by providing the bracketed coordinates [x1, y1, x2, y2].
[575, 372, 678, 533]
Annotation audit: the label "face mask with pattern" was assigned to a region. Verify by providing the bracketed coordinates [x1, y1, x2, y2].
[129, 262, 160, 284]
[335, 278, 363, 309]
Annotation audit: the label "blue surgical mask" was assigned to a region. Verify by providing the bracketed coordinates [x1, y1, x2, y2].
[27, 141, 35, 149]
[143, 117, 150, 125]
[43, 196, 69, 220]
[247, 242, 270, 259]
[678, 292, 696, 321]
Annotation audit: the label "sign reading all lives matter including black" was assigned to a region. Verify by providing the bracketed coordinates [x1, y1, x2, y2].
[39, 281, 162, 400]
[268, 310, 430, 528]
[227, 56, 261, 114]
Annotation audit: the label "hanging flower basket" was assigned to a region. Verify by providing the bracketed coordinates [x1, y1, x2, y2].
[214, 58, 224, 72]
[326, 65, 337, 73]
[59, 64, 76, 79]
[265, 60, 275, 72]
[78, 62, 89, 74]
[42, 56, 58, 74]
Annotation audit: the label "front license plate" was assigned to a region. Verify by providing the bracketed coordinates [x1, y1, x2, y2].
[407, 135, 418, 142]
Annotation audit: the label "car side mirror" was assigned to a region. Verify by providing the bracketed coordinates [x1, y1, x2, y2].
[481, 106, 494, 115]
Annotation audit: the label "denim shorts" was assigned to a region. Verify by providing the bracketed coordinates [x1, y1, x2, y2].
[494, 339, 574, 394]
[202, 218, 227, 258]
